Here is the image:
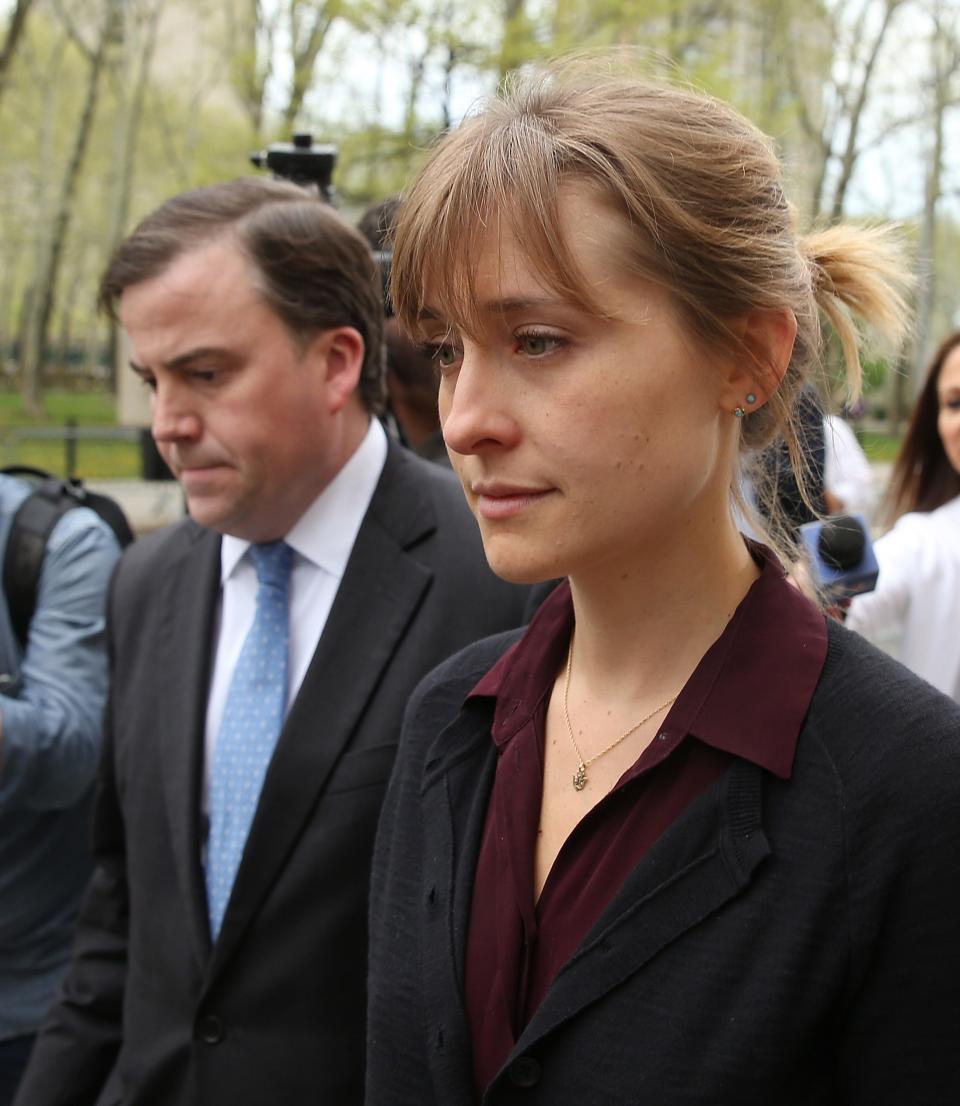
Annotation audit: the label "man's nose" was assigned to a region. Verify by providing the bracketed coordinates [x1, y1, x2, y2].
[151, 381, 201, 444]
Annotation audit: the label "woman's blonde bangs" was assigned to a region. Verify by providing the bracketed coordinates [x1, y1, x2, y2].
[391, 102, 615, 339]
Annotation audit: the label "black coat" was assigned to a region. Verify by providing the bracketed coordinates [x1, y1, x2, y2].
[366, 620, 960, 1106]
[15, 443, 534, 1106]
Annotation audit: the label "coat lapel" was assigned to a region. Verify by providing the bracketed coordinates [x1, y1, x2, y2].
[420, 704, 500, 1103]
[156, 523, 222, 966]
[205, 444, 438, 980]
[509, 760, 769, 1063]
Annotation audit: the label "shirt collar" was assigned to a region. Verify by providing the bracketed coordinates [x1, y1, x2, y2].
[220, 418, 388, 584]
[468, 546, 827, 781]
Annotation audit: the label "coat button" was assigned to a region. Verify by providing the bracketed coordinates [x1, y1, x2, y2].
[508, 1055, 541, 1087]
[197, 1014, 224, 1044]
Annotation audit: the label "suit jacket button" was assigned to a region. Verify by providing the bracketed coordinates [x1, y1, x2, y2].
[508, 1056, 541, 1087]
[197, 1014, 224, 1044]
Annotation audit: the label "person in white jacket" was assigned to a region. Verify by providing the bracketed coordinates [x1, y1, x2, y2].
[823, 413, 877, 521]
[847, 331, 960, 699]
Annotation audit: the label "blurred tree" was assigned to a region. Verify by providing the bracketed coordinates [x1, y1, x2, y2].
[893, 0, 960, 428]
[18, 0, 123, 413]
[0, 0, 33, 103]
[101, 0, 167, 388]
[226, 0, 282, 137]
[780, 0, 910, 220]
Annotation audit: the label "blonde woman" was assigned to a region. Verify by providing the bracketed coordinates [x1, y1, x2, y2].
[366, 58, 960, 1105]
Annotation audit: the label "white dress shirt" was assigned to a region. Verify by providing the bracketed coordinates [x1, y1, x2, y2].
[203, 419, 388, 798]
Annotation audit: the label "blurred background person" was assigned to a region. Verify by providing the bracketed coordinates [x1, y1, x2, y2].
[823, 411, 877, 520]
[0, 473, 120, 1105]
[358, 199, 448, 465]
[846, 331, 960, 698]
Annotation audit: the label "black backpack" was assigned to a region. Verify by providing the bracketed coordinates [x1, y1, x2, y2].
[1, 465, 135, 651]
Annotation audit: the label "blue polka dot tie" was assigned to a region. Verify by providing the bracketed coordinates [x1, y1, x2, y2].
[206, 541, 293, 938]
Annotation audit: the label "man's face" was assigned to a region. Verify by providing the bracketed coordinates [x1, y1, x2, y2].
[120, 236, 362, 542]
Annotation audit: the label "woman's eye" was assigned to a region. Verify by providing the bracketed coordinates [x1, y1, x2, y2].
[419, 341, 461, 370]
[517, 332, 561, 357]
[436, 344, 459, 367]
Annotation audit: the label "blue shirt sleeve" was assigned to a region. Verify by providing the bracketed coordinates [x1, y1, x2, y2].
[0, 505, 121, 810]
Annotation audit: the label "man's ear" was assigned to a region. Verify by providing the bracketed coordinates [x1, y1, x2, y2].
[308, 326, 365, 413]
[719, 308, 797, 414]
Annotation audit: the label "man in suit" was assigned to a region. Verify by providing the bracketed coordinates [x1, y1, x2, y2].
[14, 177, 532, 1106]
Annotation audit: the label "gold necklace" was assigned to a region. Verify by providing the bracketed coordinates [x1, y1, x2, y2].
[562, 631, 680, 792]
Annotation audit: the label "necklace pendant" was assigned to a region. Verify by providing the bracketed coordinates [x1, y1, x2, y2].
[572, 763, 587, 791]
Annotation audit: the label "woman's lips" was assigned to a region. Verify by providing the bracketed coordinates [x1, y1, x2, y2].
[472, 483, 555, 520]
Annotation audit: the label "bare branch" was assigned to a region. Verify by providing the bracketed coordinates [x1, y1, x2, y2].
[49, 0, 95, 61]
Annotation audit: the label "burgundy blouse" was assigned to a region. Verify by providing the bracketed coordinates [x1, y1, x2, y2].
[463, 551, 828, 1098]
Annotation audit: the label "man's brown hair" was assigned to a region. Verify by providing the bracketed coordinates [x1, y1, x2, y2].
[101, 176, 386, 413]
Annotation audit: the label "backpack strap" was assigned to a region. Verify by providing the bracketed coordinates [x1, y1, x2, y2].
[3, 478, 79, 652]
[1, 466, 135, 651]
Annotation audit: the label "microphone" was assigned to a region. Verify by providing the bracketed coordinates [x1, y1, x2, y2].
[798, 514, 879, 599]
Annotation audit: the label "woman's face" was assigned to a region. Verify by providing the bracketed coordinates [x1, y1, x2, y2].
[937, 345, 960, 476]
[421, 186, 739, 585]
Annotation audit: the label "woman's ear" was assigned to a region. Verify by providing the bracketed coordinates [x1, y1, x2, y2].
[719, 308, 797, 414]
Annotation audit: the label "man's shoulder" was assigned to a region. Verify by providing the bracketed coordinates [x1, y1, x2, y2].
[114, 516, 214, 585]
[374, 441, 469, 518]
[366, 443, 485, 560]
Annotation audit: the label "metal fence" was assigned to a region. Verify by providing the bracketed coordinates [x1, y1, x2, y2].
[0, 421, 141, 477]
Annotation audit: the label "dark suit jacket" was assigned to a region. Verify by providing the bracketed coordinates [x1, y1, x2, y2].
[15, 443, 534, 1106]
[366, 621, 960, 1106]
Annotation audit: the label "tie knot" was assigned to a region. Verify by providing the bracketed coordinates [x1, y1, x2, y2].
[249, 541, 293, 590]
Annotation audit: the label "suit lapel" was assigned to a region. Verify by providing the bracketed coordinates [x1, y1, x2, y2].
[156, 523, 222, 966]
[205, 445, 437, 980]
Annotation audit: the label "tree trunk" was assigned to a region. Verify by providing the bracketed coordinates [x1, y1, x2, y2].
[906, 2, 953, 407]
[282, 1, 336, 131]
[18, 0, 120, 414]
[0, 0, 34, 104]
[104, 0, 165, 391]
[829, 0, 904, 220]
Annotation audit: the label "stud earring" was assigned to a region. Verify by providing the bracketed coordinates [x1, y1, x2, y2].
[745, 392, 757, 405]
[733, 407, 745, 419]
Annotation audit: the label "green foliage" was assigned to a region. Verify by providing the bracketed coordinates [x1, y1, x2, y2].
[857, 428, 903, 463]
[860, 356, 890, 394]
[0, 389, 118, 426]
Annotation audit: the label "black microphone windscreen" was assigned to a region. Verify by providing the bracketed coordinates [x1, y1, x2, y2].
[818, 515, 866, 571]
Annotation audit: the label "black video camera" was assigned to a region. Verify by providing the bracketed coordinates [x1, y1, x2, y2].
[250, 133, 337, 202]
[797, 513, 879, 601]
